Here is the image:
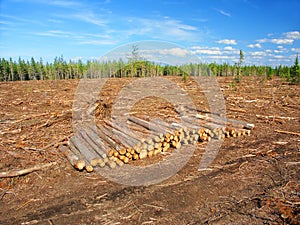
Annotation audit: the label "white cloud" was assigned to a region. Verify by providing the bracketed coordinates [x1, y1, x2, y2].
[223, 46, 239, 54]
[207, 55, 233, 59]
[49, 0, 80, 7]
[291, 48, 300, 52]
[190, 45, 240, 63]
[73, 12, 107, 27]
[142, 48, 191, 57]
[273, 46, 288, 53]
[272, 39, 294, 44]
[190, 45, 240, 57]
[0, 14, 43, 25]
[191, 46, 222, 55]
[35, 30, 73, 38]
[224, 46, 234, 51]
[34, 29, 118, 46]
[0, 20, 15, 25]
[258, 38, 294, 45]
[268, 58, 291, 63]
[216, 39, 237, 45]
[125, 17, 199, 41]
[247, 43, 262, 48]
[284, 31, 300, 40]
[273, 55, 285, 59]
[257, 38, 270, 43]
[274, 49, 286, 53]
[198, 49, 222, 55]
[214, 8, 231, 17]
[159, 48, 191, 57]
[249, 51, 266, 56]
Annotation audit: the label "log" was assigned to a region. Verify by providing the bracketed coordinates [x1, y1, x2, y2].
[104, 119, 142, 143]
[116, 158, 124, 166]
[180, 105, 223, 117]
[148, 150, 154, 157]
[195, 114, 254, 130]
[70, 134, 99, 167]
[107, 160, 117, 169]
[102, 122, 139, 148]
[181, 115, 223, 132]
[179, 106, 255, 130]
[95, 124, 124, 151]
[256, 114, 297, 121]
[128, 116, 171, 134]
[69, 134, 108, 171]
[274, 129, 300, 136]
[149, 118, 182, 134]
[67, 139, 88, 170]
[90, 158, 106, 167]
[77, 128, 108, 160]
[59, 145, 83, 170]
[139, 150, 148, 159]
[89, 125, 121, 153]
[227, 108, 246, 113]
[0, 162, 57, 178]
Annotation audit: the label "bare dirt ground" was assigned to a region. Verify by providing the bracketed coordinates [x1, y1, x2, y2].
[0, 76, 299, 225]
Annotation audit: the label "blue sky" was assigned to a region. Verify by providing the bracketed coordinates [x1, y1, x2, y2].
[0, 0, 300, 66]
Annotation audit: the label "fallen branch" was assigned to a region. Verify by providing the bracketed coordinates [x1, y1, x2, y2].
[256, 114, 297, 121]
[0, 128, 22, 135]
[7, 113, 49, 124]
[286, 162, 300, 166]
[143, 203, 165, 210]
[41, 133, 73, 150]
[0, 162, 57, 178]
[227, 108, 246, 113]
[275, 130, 300, 136]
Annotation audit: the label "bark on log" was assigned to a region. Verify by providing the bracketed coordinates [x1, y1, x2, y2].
[77, 128, 108, 160]
[102, 122, 139, 148]
[195, 114, 254, 130]
[104, 119, 142, 143]
[70, 134, 99, 165]
[89, 125, 120, 152]
[128, 116, 171, 134]
[94, 124, 124, 151]
[60, 145, 82, 169]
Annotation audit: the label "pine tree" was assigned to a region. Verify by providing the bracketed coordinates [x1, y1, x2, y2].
[290, 54, 300, 84]
[235, 49, 244, 83]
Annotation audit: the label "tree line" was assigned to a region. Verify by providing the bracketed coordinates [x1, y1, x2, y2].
[0, 55, 299, 83]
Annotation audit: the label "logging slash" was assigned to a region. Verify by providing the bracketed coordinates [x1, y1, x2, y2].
[0, 162, 57, 178]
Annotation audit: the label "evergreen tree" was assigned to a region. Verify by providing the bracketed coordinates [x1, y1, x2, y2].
[235, 49, 244, 82]
[290, 54, 300, 84]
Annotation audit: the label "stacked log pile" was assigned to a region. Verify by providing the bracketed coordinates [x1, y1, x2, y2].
[61, 109, 254, 172]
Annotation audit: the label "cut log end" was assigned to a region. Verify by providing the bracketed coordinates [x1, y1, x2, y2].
[74, 160, 85, 171]
[85, 165, 94, 173]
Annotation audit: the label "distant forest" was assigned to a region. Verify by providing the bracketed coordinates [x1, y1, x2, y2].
[0, 55, 299, 83]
